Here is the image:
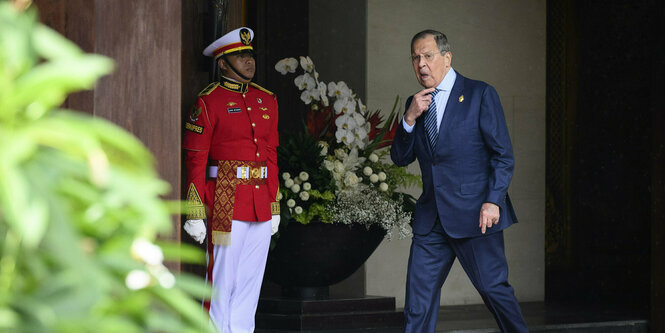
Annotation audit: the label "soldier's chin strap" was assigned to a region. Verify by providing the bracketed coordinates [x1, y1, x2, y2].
[221, 55, 252, 82]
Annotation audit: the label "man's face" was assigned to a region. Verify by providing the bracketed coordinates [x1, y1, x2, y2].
[219, 51, 255, 83]
[411, 36, 451, 88]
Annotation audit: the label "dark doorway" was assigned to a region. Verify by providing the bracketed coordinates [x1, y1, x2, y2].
[546, 0, 663, 329]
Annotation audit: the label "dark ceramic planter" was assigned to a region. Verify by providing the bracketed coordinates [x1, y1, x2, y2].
[265, 221, 386, 298]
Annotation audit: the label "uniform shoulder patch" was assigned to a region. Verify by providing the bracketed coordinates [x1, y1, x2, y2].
[249, 82, 274, 96]
[198, 82, 220, 96]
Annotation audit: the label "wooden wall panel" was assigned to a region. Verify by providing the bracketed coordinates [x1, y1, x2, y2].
[93, 1, 183, 253]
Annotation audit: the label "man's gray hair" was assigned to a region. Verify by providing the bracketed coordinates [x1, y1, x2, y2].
[411, 29, 451, 54]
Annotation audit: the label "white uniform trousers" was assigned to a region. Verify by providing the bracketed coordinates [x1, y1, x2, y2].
[207, 219, 271, 333]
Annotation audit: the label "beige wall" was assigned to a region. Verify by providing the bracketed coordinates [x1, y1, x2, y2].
[364, 0, 546, 307]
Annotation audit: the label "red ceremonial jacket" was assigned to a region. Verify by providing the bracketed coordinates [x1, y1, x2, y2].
[183, 77, 279, 226]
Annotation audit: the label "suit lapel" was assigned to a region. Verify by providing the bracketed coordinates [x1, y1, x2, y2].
[436, 74, 465, 148]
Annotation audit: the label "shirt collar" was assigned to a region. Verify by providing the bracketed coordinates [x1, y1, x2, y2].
[220, 76, 249, 93]
[436, 68, 456, 92]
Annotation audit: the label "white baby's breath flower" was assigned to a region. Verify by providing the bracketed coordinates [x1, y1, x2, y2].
[379, 182, 389, 191]
[287, 199, 296, 208]
[299, 56, 314, 72]
[369, 153, 379, 163]
[299, 171, 309, 181]
[303, 182, 311, 191]
[294, 206, 303, 214]
[363, 166, 373, 176]
[131, 238, 164, 266]
[275, 57, 298, 75]
[370, 174, 379, 183]
[284, 178, 295, 188]
[126, 270, 151, 290]
[378, 172, 387, 181]
[299, 191, 310, 201]
[291, 184, 301, 193]
[282, 172, 291, 180]
[323, 160, 334, 171]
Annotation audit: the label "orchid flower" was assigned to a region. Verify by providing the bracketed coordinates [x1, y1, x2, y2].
[333, 97, 356, 114]
[300, 90, 314, 104]
[294, 73, 316, 91]
[335, 128, 355, 145]
[275, 57, 298, 75]
[299, 56, 314, 72]
[318, 82, 329, 106]
[335, 113, 357, 131]
[328, 81, 352, 99]
[357, 98, 367, 114]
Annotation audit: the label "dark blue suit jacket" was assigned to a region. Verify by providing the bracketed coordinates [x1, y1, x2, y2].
[391, 73, 518, 238]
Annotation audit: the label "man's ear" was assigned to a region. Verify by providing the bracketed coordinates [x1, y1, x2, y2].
[217, 58, 226, 71]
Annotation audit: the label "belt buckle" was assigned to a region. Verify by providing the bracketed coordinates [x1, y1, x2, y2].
[250, 167, 261, 179]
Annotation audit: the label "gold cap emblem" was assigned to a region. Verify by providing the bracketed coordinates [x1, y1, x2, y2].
[240, 28, 251, 46]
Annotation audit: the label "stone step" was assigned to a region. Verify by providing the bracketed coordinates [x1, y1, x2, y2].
[256, 301, 648, 332]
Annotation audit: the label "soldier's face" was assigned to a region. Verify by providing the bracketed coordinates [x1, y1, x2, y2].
[219, 52, 255, 83]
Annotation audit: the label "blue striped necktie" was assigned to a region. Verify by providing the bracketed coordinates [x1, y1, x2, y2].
[424, 88, 440, 148]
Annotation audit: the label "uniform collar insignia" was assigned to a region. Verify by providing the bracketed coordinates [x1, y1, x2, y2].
[220, 77, 249, 93]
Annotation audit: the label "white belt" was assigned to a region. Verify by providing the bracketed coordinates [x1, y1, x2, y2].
[207, 166, 268, 179]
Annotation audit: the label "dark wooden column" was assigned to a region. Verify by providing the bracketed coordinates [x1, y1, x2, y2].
[35, 1, 184, 270]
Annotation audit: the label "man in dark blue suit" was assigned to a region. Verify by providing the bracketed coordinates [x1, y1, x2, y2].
[391, 30, 528, 332]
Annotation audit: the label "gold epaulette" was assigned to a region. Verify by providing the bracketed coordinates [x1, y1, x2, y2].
[198, 82, 220, 96]
[250, 82, 274, 96]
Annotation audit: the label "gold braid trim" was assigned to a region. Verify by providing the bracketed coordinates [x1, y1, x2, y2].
[270, 202, 280, 215]
[185, 183, 206, 220]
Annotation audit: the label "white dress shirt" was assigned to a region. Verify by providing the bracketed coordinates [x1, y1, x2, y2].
[403, 68, 457, 133]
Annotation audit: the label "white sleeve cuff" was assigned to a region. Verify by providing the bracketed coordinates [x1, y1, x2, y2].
[402, 117, 415, 133]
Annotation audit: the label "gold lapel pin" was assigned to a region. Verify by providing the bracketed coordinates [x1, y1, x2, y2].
[458, 95, 464, 103]
[262, 114, 270, 119]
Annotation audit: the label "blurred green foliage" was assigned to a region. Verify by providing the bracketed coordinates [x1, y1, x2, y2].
[0, 2, 214, 332]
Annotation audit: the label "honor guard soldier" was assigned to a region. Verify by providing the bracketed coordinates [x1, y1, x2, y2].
[182, 27, 280, 333]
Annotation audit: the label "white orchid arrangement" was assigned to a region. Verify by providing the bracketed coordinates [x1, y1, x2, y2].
[274, 56, 421, 239]
[276, 56, 370, 150]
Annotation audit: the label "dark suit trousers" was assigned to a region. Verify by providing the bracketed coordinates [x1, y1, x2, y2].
[404, 220, 528, 333]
